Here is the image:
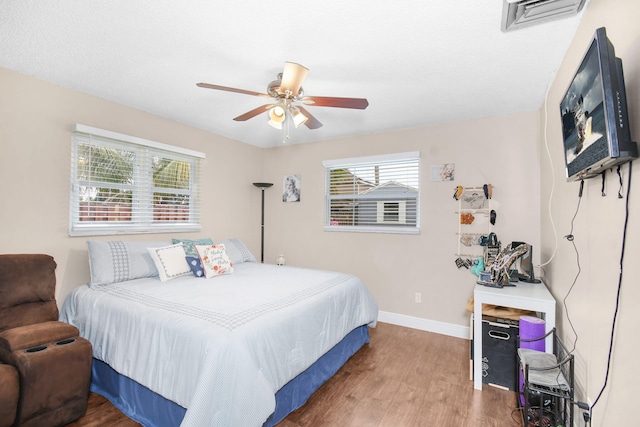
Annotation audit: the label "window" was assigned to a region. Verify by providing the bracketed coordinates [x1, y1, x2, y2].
[69, 124, 205, 236]
[323, 152, 420, 234]
[380, 201, 404, 224]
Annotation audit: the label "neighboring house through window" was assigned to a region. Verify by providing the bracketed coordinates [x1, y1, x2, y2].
[323, 152, 420, 234]
[69, 124, 205, 236]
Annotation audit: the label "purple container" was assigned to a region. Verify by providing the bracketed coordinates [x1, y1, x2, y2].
[519, 316, 546, 351]
[519, 316, 546, 404]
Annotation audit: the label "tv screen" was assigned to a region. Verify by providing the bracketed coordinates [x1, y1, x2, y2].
[560, 27, 637, 181]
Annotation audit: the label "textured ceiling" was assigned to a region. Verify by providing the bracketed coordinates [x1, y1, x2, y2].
[0, 1, 586, 148]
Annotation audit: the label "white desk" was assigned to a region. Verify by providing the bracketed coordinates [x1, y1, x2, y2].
[473, 281, 556, 390]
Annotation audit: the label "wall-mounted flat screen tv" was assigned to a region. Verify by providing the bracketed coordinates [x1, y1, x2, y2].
[560, 27, 637, 182]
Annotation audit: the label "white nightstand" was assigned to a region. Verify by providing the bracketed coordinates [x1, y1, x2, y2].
[472, 281, 556, 390]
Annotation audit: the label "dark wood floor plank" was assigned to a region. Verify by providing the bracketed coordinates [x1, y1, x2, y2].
[378, 382, 428, 427]
[65, 393, 141, 427]
[66, 322, 523, 427]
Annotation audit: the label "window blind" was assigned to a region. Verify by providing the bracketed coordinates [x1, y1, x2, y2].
[69, 125, 204, 236]
[323, 152, 420, 234]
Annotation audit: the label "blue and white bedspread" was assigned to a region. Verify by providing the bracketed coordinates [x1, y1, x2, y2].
[60, 262, 378, 427]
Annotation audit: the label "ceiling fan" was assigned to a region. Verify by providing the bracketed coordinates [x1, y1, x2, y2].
[197, 62, 369, 141]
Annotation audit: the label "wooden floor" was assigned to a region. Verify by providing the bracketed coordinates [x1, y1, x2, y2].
[66, 322, 523, 427]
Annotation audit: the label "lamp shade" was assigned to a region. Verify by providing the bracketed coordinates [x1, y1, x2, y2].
[280, 62, 309, 97]
[253, 182, 273, 189]
[291, 108, 308, 128]
[268, 105, 286, 129]
[269, 105, 285, 122]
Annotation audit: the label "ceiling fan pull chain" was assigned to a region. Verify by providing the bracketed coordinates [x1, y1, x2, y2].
[283, 113, 291, 143]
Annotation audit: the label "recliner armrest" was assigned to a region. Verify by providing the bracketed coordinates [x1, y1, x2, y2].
[0, 363, 18, 427]
[0, 321, 79, 353]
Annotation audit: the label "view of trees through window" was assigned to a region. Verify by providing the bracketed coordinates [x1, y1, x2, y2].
[75, 141, 193, 224]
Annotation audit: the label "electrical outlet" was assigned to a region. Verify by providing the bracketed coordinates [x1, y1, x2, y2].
[415, 292, 422, 303]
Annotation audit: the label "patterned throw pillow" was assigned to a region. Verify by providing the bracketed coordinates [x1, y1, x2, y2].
[147, 243, 192, 282]
[171, 238, 214, 258]
[185, 256, 205, 278]
[195, 244, 234, 278]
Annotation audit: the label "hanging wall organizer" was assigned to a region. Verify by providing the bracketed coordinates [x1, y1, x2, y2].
[454, 185, 494, 260]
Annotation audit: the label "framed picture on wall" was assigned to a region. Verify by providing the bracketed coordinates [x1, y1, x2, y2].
[282, 174, 301, 202]
[431, 163, 455, 181]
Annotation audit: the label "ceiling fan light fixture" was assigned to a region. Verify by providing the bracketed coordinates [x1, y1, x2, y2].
[291, 108, 308, 128]
[271, 105, 285, 119]
[268, 105, 285, 121]
[197, 61, 365, 136]
[268, 104, 286, 129]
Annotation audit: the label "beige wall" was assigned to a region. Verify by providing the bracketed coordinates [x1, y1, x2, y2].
[0, 67, 264, 304]
[1, 65, 543, 330]
[541, 0, 640, 424]
[262, 112, 541, 327]
[5, 3, 636, 423]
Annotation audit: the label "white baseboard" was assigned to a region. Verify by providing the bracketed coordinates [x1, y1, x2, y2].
[377, 310, 470, 339]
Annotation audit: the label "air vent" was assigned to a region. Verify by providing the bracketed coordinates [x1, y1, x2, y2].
[501, 0, 586, 32]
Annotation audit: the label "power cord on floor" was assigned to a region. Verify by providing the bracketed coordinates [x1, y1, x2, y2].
[510, 407, 523, 425]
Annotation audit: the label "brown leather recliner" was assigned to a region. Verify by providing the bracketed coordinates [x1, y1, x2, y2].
[0, 362, 19, 427]
[0, 254, 92, 427]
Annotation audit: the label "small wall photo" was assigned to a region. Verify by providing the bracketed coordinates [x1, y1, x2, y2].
[282, 174, 301, 202]
[431, 163, 455, 181]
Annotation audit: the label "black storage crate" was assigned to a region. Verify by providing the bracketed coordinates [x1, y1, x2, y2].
[470, 315, 519, 391]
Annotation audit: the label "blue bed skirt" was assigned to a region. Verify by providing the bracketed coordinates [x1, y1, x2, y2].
[90, 325, 370, 426]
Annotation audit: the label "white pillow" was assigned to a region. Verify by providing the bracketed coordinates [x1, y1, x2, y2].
[212, 238, 257, 264]
[87, 240, 168, 286]
[195, 244, 234, 278]
[147, 243, 192, 282]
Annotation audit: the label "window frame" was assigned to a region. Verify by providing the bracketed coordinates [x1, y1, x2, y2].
[323, 151, 420, 235]
[69, 124, 205, 236]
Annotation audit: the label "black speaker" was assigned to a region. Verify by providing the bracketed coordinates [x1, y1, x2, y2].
[511, 241, 540, 283]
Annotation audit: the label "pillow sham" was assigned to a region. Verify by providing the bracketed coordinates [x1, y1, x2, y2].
[87, 240, 168, 286]
[195, 244, 234, 278]
[171, 238, 214, 258]
[212, 238, 256, 264]
[185, 256, 205, 278]
[147, 243, 192, 282]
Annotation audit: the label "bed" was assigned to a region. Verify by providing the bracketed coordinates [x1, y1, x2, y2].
[59, 238, 378, 427]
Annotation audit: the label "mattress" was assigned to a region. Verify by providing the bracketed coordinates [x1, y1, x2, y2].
[60, 262, 378, 426]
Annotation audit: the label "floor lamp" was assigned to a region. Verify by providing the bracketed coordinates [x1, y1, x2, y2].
[253, 182, 273, 263]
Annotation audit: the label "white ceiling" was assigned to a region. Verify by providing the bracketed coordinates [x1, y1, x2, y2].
[0, 1, 586, 148]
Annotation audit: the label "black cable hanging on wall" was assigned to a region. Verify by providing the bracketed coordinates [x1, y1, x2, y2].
[591, 162, 632, 417]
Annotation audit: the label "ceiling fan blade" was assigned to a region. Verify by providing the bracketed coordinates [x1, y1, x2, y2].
[197, 82, 267, 97]
[297, 106, 323, 129]
[301, 96, 369, 109]
[233, 104, 273, 121]
[280, 62, 309, 97]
